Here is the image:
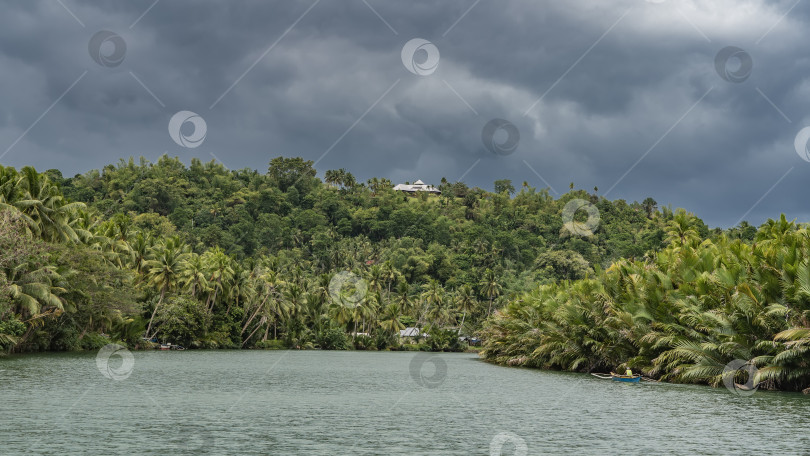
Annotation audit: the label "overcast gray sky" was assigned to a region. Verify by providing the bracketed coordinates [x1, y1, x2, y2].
[1, 0, 809, 227]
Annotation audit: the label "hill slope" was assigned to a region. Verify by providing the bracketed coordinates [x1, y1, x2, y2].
[2, 155, 696, 354]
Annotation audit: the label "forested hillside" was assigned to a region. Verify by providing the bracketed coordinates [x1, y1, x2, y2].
[0, 155, 673, 353]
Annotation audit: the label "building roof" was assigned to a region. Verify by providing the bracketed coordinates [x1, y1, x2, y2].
[399, 327, 427, 337]
[393, 180, 441, 194]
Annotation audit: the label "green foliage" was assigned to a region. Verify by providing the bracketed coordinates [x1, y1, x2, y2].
[0, 316, 24, 349]
[0, 156, 708, 361]
[152, 296, 209, 347]
[494, 179, 515, 196]
[78, 332, 113, 351]
[534, 250, 593, 282]
[374, 331, 398, 350]
[426, 328, 465, 352]
[482, 212, 810, 392]
[254, 339, 286, 350]
[317, 327, 350, 350]
[267, 156, 317, 193]
[351, 334, 374, 350]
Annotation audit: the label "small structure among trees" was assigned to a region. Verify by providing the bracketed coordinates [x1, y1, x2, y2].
[392, 179, 441, 195]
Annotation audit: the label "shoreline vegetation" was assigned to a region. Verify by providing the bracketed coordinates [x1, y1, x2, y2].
[481, 213, 810, 394]
[2, 155, 806, 393]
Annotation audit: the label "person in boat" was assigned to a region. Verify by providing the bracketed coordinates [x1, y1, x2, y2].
[625, 367, 633, 377]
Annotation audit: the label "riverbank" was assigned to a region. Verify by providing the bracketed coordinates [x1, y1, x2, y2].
[3, 332, 478, 356]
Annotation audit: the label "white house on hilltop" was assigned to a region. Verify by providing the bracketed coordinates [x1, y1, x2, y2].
[392, 179, 441, 194]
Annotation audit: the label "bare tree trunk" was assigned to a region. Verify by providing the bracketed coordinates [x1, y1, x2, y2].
[145, 288, 166, 339]
[208, 288, 218, 313]
[226, 296, 237, 317]
[242, 317, 266, 347]
[15, 325, 37, 353]
[241, 295, 268, 334]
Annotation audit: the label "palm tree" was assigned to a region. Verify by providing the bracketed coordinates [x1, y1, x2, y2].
[395, 281, 413, 317]
[455, 284, 477, 335]
[367, 265, 384, 294]
[282, 283, 305, 339]
[128, 231, 153, 275]
[143, 237, 190, 338]
[663, 209, 701, 249]
[379, 303, 405, 334]
[422, 280, 447, 330]
[1, 167, 87, 243]
[5, 264, 66, 319]
[181, 253, 208, 299]
[381, 262, 399, 294]
[201, 247, 235, 312]
[227, 264, 253, 316]
[479, 269, 502, 315]
[324, 169, 339, 188]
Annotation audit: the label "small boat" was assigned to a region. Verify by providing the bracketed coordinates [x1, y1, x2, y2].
[610, 372, 642, 383]
[590, 372, 643, 383]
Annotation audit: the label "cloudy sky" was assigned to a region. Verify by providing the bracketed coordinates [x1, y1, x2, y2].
[0, 0, 809, 227]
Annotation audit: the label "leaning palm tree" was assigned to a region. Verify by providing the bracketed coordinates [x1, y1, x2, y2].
[5, 264, 66, 319]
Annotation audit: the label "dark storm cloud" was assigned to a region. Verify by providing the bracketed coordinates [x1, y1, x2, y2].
[0, 0, 809, 227]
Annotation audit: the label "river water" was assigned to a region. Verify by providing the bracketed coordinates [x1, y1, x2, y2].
[1, 350, 809, 455]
